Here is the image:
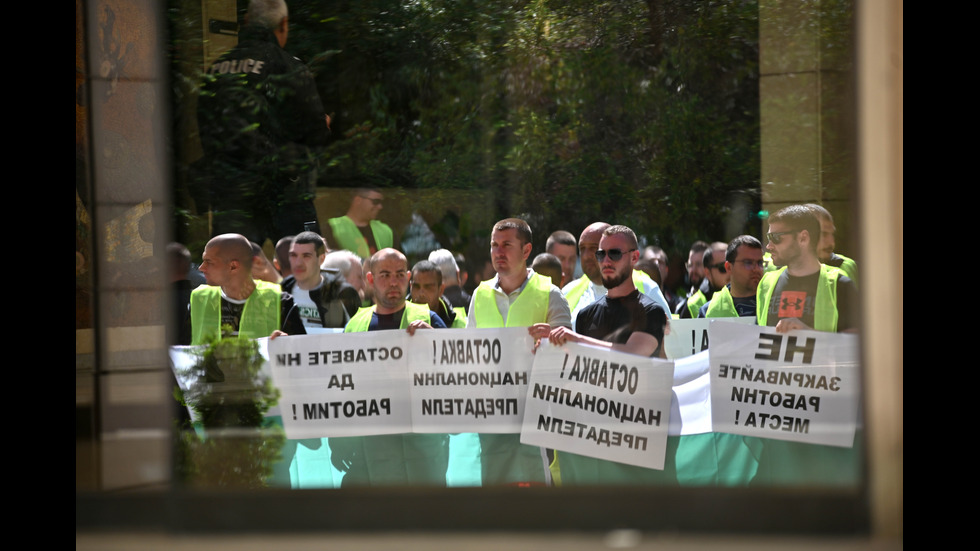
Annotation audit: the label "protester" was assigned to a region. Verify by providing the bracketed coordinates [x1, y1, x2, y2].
[328, 248, 448, 486]
[467, 218, 571, 486]
[699, 236, 764, 318]
[190, 233, 304, 344]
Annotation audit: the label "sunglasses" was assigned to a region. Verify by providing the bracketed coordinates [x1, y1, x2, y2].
[360, 196, 384, 206]
[595, 248, 636, 262]
[707, 262, 727, 273]
[767, 230, 799, 245]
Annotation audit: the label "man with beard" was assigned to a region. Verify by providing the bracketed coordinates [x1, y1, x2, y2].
[675, 240, 709, 310]
[752, 205, 861, 488]
[550, 225, 668, 358]
[806, 203, 859, 285]
[699, 235, 765, 318]
[758, 205, 858, 333]
[547, 225, 675, 485]
[678, 241, 728, 319]
[563, 222, 671, 329]
[328, 248, 448, 487]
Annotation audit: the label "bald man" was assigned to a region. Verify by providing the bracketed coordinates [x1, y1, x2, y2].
[329, 247, 449, 487]
[190, 233, 305, 344]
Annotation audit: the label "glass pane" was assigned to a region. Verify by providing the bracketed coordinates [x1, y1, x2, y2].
[77, 0, 890, 536]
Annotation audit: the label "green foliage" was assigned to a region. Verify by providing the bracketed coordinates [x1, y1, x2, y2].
[174, 328, 284, 488]
[174, 0, 763, 259]
[304, 1, 758, 252]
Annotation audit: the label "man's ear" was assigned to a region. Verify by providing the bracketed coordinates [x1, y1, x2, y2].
[798, 229, 811, 248]
[366, 272, 375, 285]
[521, 242, 532, 262]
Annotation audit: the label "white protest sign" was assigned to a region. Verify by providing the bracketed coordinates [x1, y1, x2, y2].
[408, 327, 535, 433]
[267, 331, 414, 439]
[169, 338, 282, 420]
[709, 322, 859, 447]
[664, 316, 755, 359]
[520, 342, 674, 470]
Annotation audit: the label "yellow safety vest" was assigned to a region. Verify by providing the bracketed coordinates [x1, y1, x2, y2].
[685, 289, 708, 318]
[190, 280, 282, 345]
[328, 216, 393, 259]
[471, 271, 552, 486]
[756, 265, 840, 332]
[344, 301, 430, 332]
[473, 272, 551, 328]
[703, 285, 738, 318]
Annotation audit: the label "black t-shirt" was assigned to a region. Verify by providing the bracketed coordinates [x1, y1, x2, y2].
[218, 291, 306, 337]
[575, 289, 668, 357]
[763, 270, 857, 332]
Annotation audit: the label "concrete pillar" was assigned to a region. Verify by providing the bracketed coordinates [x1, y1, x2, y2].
[759, 0, 856, 254]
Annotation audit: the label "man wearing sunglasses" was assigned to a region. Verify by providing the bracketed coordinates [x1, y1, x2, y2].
[326, 187, 395, 260]
[699, 235, 765, 318]
[563, 222, 672, 328]
[678, 241, 729, 319]
[753, 205, 860, 489]
[757, 205, 858, 333]
[547, 225, 674, 485]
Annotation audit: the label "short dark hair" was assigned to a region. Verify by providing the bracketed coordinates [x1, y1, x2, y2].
[411, 259, 442, 287]
[644, 246, 667, 263]
[770, 205, 821, 253]
[275, 236, 294, 271]
[167, 242, 191, 275]
[356, 187, 382, 199]
[726, 235, 763, 263]
[492, 218, 532, 246]
[702, 241, 727, 268]
[635, 258, 662, 285]
[546, 230, 576, 253]
[531, 253, 562, 286]
[293, 231, 325, 256]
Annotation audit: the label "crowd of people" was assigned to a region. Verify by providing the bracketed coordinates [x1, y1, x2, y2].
[178, 0, 860, 490]
[172, 198, 859, 488]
